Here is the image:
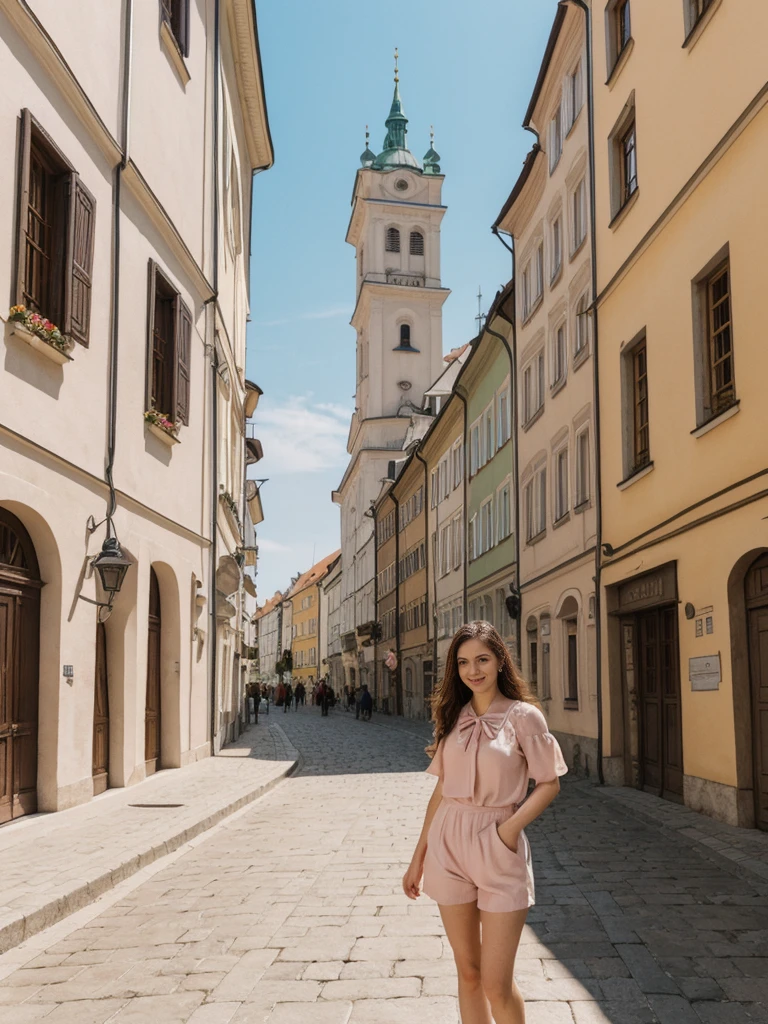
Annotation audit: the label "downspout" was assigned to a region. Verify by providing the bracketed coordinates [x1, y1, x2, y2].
[392, 492, 402, 717]
[208, 0, 222, 753]
[455, 390, 469, 621]
[568, 0, 604, 785]
[414, 449, 434, 702]
[483, 309, 521, 663]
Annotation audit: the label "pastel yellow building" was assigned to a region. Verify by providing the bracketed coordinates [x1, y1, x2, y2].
[290, 551, 340, 690]
[592, 0, 768, 827]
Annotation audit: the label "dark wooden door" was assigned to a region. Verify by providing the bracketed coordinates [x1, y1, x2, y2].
[0, 510, 40, 825]
[92, 621, 109, 794]
[637, 606, 683, 801]
[145, 568, 161, 774]
[746, 554, 768, 831]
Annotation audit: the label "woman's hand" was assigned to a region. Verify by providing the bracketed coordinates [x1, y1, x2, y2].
[402, 858, 424, 900]
[496, 822, 520, 854]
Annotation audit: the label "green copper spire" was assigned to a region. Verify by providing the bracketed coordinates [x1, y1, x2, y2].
[372, 49, 421, 172]
[423, 125, 441, 175]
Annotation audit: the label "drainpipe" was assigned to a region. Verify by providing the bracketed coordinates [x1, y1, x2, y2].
[482, 308, 521, 663]
[455, 390, 469, 620]
[567, 0, 604, 785]
[392, 492, 402, 717]
[414, 449, 435, 705]
[208, 0, 222, 754]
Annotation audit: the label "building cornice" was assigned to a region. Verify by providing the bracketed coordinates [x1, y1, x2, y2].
[350, 280, 450, 330]
[225, 0, 274, 171]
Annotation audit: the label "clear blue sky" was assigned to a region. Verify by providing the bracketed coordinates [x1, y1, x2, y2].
[246, 0, 557, 604]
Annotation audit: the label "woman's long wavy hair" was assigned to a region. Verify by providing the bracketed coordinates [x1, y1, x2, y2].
[425, 620, 539, 759]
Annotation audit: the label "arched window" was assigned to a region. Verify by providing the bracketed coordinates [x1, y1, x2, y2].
[399, 324, 411, 348]
[575, 293, 590, 355]
[409, 231, 424, 256]
[385, 227, 401, 253]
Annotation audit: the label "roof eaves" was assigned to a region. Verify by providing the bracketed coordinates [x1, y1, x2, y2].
[492, 143, 542, 231]
[522, 3, 568, 130]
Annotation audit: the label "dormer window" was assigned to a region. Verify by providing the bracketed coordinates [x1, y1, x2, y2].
[386, 227, 401, 253]
[409, 231, 424, 256]
[400, 324, 412, 348]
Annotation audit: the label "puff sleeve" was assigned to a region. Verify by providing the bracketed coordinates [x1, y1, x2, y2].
[514, 704, 568, 783]
[425, 737, 445, 778]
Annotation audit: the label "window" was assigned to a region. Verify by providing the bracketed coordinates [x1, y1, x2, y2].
[535, 242, 544, 299]
[481, 500, 493, 555]
[549, 103, 563, 174]
[468, 514, 477, 561]
[620, 121, 638, 205]
[525, 466, 546, 541]
[566, 620, 578, 704]
[497, 483, 511, 541]
[705, 261, 735, 417]
[572, 179, 586, 251]
[551, 217, 562, 280]
[497, 385, 510, 448]
[540, 614, 551, 699]
[567, 61, 583, 131]
[522, 244, 544, 320]
[386, 227, 401, 253]
[575, 293, 590, 356]
[470, 423, 480, 476]
[554, 447, 569, 522]
[617, 0, 631, 54]
[483, 405, 494, 466]
[439, 457, 450, 501]
[399, 323, 411, 348]
[440, 525, 451, 577]
[522, 262, 532, 319]
[430, 469, 438, 508]
[552, 324, 567, 387]
[452, 441, 463, 488]
[452, 515, 463, 569]
[15, 110, 96, 347]
[147, 262, 192, 425]
[523, 351, 545, 425]
[409, 231, 424, 256]
[161, 0, 190, 58]
[685, 0, 715, 40]
[576, 429, 590, 506]
[527, 619, 538, 695]
[631, 338, 650, 472]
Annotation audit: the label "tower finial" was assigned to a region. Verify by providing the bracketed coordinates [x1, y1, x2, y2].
[365, 124, 369, 147]
[430, 125, 435, 146]
[394, 47, 399, 83]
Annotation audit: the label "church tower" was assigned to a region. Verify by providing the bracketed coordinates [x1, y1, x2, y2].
[333, 53, 448, 695]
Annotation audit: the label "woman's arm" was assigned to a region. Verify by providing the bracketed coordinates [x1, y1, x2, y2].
[497, 778, 559, 852]
[402, 777, 443, 898]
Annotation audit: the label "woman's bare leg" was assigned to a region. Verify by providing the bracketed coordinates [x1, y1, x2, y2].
[439, 901, 491, 1024]
[479, 908, 528, 1023]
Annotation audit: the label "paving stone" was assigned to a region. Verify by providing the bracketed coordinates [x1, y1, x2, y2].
[347, 996, 459, 1023]
[321, 977, 420, 1000]
[266, 1002, 353, 1024]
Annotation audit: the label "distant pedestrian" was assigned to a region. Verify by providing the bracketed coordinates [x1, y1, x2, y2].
[318, 680, 330, 716]
[284, 682, 293, 713]
[360, 684, 372, 721]
[295, 682, 305, 709]
[346, 686, 355, 712]
[354, 684, 362, 719]
[275, 681, 285, 707]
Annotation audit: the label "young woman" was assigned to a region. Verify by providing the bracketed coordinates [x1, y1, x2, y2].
[402, 621, 568, 1024]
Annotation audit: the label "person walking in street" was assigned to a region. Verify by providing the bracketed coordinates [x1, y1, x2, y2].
[359, 684, 372, 721]
[294, 681, 305, 709]
[283, 681, 293, 713]
[402, 620, 567, 1024]
[317, 679, 328, 716]
[354, 683, 362, 719]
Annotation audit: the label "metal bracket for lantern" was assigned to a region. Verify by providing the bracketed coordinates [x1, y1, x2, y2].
[79, 517, 134, 621]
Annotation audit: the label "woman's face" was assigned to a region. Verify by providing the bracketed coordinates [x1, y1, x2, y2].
[456, 638, 500, 698]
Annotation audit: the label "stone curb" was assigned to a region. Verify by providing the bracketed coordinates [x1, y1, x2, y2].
[0, 749, 298, 955]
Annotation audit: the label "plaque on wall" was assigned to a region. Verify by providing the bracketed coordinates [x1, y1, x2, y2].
[689, 654, 721, 691]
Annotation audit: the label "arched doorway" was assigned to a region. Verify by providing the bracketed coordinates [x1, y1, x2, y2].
[92, 621, 109, 795]
[0, 508, 41, 824]
[145, 567, 162, 775]
[747, 553, 768, 830]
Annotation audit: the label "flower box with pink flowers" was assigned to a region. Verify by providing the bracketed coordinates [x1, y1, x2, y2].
[6, 306, 74, 364]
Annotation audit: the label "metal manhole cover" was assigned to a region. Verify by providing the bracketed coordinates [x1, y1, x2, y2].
[128, 803, 185, 808]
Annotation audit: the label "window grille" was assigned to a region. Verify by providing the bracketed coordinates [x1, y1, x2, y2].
[385, 227, 401, 253]
[409, 231, 424, 256]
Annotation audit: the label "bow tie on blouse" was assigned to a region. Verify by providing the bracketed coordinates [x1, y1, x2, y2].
[454, 706, 510, 799]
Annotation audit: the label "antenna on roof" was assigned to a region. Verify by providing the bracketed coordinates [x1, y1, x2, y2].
[475, 286, 486, 334]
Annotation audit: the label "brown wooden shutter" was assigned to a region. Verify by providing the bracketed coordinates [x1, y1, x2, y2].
[180, 0, 190, 57]
[64, 174, 96, 345]
[14, 109, 32, 307]
[146, 260, 158, 411]
[176, 299, 192, 426]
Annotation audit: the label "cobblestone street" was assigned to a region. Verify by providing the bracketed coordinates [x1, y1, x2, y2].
[0, 706, 766, 1024]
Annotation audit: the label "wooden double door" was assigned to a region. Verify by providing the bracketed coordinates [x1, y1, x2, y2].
[0, 510, 40, 825]
[634, 606, 684, 801]
[747, 554, 768, 831]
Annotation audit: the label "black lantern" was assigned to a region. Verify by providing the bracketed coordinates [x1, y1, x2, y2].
[505, 584, 521, 620]
[92, 536, 132, 595]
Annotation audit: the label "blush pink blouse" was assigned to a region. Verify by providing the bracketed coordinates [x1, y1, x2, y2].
[426, 694, 568, 806]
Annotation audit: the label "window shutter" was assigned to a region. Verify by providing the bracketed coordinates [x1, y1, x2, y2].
[175, 299, 192, 425]
[180, 0, 190, 57]
[146, 260, 158, 411]
[65, 174, 96, 345]
[15, 109, 32, 307]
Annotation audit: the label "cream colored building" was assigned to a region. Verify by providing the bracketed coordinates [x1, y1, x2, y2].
[0, 0, 271, 821]
[495, 4, 598, 776]
[592, 0, 768, 826]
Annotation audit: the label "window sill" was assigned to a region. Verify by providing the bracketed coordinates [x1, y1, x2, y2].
[522, 405, 545, 432]
[691, 400, 740, 437]
[574, 499, 591, 515]
[146, 421, 180, 447]
[392, 344, 421, 353]
[550, 263, 563, 288]
[573, 344, 590, 372]
[160, 19, 191, 87]
[563, 699, 579, 711]
[565, 105, 583, 140]
[522, 294, 544, 326]
[683, 0, 722, 51]
[606, 37, 634, 89]
[553, 511, 570, 530]
[8, 323, 74, 365]
[609, 187, 639, 230]
[526, 529, 547, 547]
[617, 460, 654, 490]
[550, 375, 567, 399]
[569, 235, 587, 263]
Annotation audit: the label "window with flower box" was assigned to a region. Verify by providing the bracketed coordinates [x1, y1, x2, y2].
[147, 261, 192, 427]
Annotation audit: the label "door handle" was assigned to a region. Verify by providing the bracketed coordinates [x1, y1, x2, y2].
[10, 724, 19, 735]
